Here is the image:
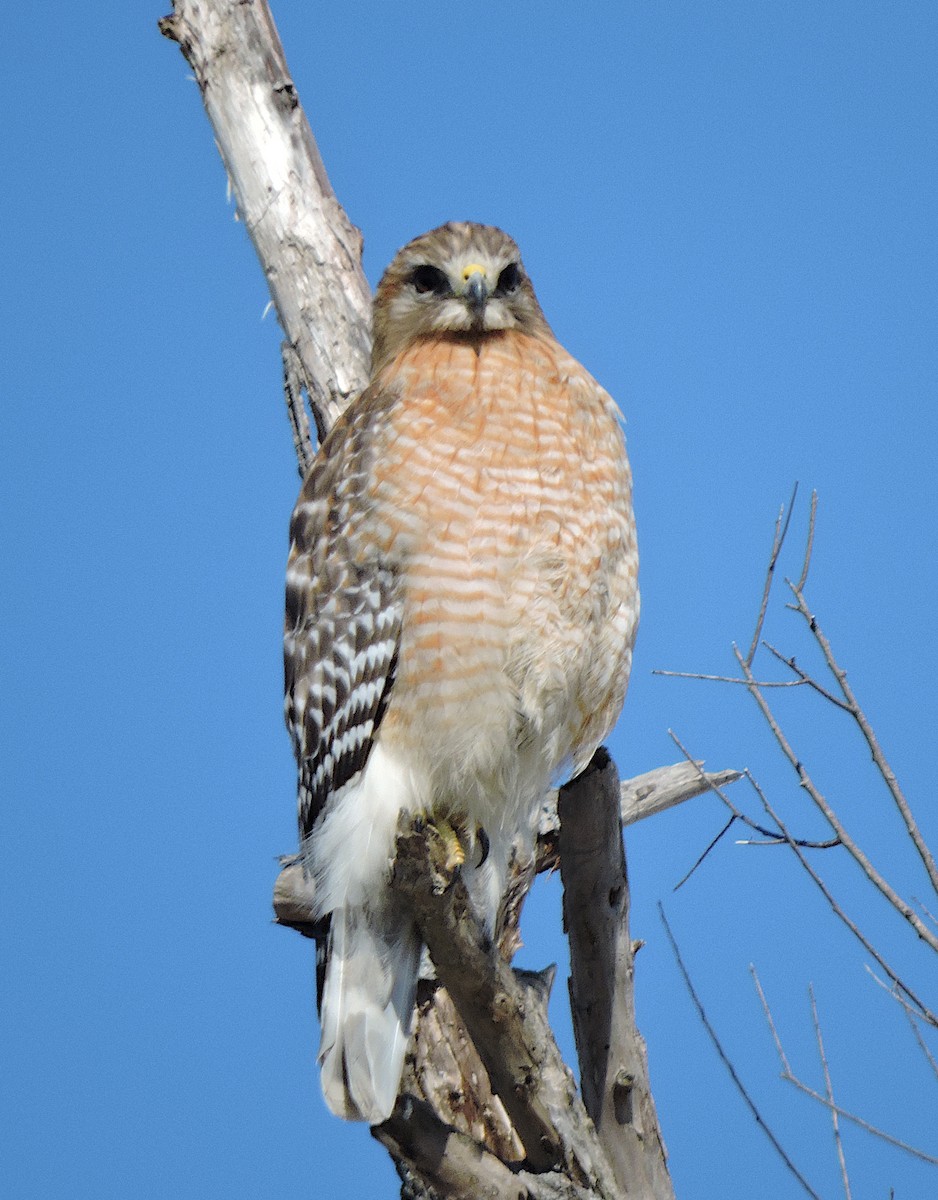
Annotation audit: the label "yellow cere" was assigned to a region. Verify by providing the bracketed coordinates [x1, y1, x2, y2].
[460, 262, 488, 282]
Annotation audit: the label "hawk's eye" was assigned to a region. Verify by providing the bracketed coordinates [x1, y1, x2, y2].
[494, 263, 521, 296]
[410, 265, 451, 295]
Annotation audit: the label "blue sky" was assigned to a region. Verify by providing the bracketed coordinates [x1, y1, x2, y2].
[2, 3, 936, 1197]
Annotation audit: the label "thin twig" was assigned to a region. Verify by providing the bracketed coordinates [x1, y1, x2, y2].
[809, 986, 852, 1200]
[795, 489, 818, 593]
[733, 643, 938, 954]
[760, 642, 852, 711]
[755, 971, 938, 1167]
[746, 482, 799, 668]
[736, 834, 839, 848]
[672, 814, 737, 891]
[914, 897, 938, 932]
[787, 582, 938, 900]
[741, 770, 938, 1028]
[669, 731, 840, 852]
[904, 1005, 938, 1084]
[659, 905, 823, 1200]
[863, 969, 938, 1082]
[783, 1079, 938, 1166]
[282, 341, 318, 477]
[653, 667, 809, 689]
[750, 966, 792, 1074]
[863, 965, 928, 1021]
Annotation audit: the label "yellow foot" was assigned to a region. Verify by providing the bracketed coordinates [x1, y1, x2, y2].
[426, 817, 466, 873]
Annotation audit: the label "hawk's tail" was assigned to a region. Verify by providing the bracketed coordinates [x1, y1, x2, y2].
[317, 902, 420, 1124]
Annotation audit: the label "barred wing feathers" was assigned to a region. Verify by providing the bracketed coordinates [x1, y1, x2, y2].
[283, 391, 403, 843]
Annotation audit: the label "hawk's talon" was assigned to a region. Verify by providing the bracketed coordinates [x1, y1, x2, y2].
[474, 825, 490, 868]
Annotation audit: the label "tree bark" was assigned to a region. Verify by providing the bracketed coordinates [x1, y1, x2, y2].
[160, 0, 370, 444]
[559, 751, 675, 1199]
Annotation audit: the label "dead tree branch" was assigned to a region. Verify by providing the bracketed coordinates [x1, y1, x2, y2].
[745, 482, 799, 667]
[663, 496, 937, 1185]
[733, 643, 938, 955]
[660, 908, 823, 1200]
[753, 970, 938, 1168]
[617, 761, 741, 827]
[742, 768, 938, 1027]
[559, 750, 674, 1199]
[808, 986, 852, 1200]
[785, 582, 938, 899]
[159, 0, 371, 446]
[391, 803, 620, 1195]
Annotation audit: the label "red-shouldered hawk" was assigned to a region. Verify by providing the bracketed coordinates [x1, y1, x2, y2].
[284, 222, 639, 1124]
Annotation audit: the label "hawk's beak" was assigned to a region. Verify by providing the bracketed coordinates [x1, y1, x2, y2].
[461, 264, 489, 320]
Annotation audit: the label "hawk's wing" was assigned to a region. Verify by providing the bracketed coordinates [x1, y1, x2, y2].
[283, 395, 403, 843]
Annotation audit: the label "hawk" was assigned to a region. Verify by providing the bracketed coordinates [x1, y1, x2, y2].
[284, 221, 639, 1123]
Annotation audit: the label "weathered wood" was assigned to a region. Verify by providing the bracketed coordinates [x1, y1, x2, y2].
[535, 760, 741, 874]
[391, 821, 621, 1197]
[375, 1097, 603, 1200]
[160, 0, 371, 441]
[374, 1097, 525, 1200]
[619, 762, 741, 828]
[559, 750, 675, 1199]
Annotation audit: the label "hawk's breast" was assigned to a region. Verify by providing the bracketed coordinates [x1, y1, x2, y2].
[366, 330, 639, 813]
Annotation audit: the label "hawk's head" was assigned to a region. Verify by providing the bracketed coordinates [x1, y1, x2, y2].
[371, 222, 552, 373]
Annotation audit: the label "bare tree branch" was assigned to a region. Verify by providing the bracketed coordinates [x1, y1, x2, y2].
[754, 972, 938, 1168]
[159, 0, 371, 444]
[794, 489, 818, 593]
[733, 642, 938, 954]
[390, 817, 620, 1195]
[745, 482, 799, 668]
[661, 496, 936, 1187]
[749, 967, 792, 1075]
[558, 749, 674, 1199]
[741, 773, 938, 1028]
[404, 978, 526, 1165]
[778, 1084, 938, 1167]
[282, 341, 318, 475]
[863, 969, 938, 1083]
[653, 667, 811, 688]
[660, 906, 823, 1200]
[809, 986, 852, 1200]
[786, 582, 938, 899]
[914, 897, 938, 932]
[903, 1005, 938, 1084]
[667, 732, 838, 852]
[618, 760, 742, 827]
[373, 1096, 594, 1200]
[662, 740, 936, 1026]
[760, 641, 852, 711]
[672, 814, 738, 891]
